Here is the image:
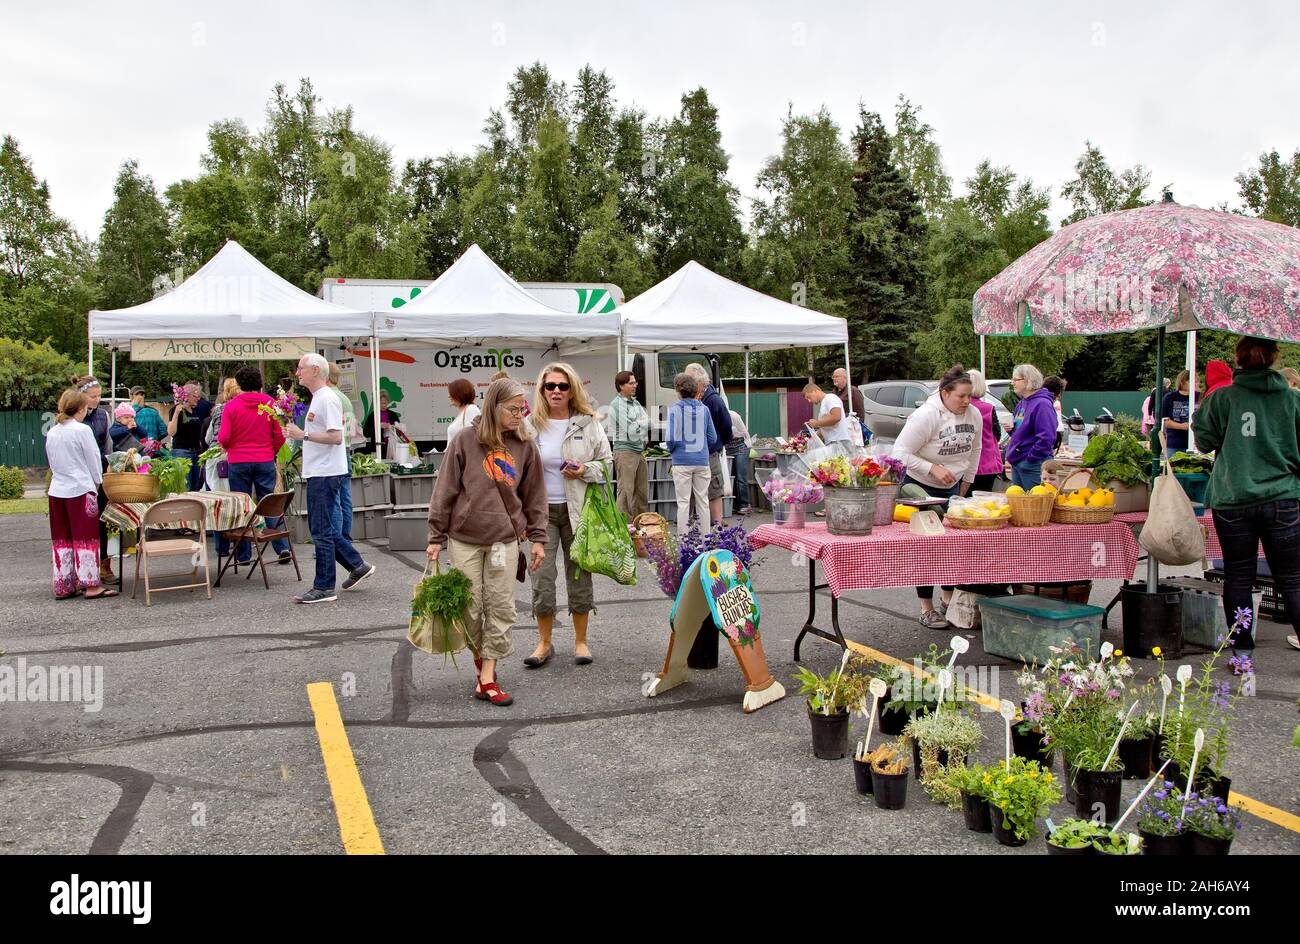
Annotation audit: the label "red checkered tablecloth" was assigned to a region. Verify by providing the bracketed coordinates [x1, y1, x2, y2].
[750, 521, 1142, 597]
[1114, 511, 1228, 560]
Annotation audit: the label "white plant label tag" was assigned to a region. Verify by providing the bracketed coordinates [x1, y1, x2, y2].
[868, 678, 888, 698]
[1177, 665, 1193, 683]
[1100, 641, 1114, 659]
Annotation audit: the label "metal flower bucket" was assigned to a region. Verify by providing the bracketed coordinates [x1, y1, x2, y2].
[824, 486, 876, 536]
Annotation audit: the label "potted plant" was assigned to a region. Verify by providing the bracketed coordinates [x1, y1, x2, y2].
[794, 662, 869, 760]
[887, 644, 959, 723]
[1011, 699, 1055, 771]
[904, 705, 981, 792]
[872, 663, 911, 736]
[1045, 818, 1107, 855]
[945, 763, 998, 833]
[1158, 612, 1251, 800]
[1119, 708, 1157, 779]
[807, 454, 887, 536]
[1092, 831, 1143, 855]
[867, 739, 910, 810]
[987, 756, 1060, 847]
[1135, 781, 1188, 855]
[1183, 791, 1242, 855]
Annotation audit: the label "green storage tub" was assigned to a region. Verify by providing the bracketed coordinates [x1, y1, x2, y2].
[978, 594, 1105, 666]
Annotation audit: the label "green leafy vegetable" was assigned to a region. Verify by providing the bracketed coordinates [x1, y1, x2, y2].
[197, 445, 223, 465]
[149, 456, 192, 497]
[1080, 430, 1152, 487]
[1168, 451, 1214, 475]
[412, 567, 474, 623]
[351, 453, 391, 476]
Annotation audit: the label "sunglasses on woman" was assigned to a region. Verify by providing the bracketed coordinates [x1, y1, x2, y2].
[543, 382, 571, 392]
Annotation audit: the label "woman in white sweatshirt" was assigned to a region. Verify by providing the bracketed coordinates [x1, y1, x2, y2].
[891, 365, 982, 629]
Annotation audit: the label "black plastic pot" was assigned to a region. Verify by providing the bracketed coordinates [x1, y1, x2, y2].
[1187, 831, 1233, 855]
[870, 768, 908, 810]
[1011, 723, 1055, 770]
[1119, 735, 1154, 780]
[1046, 838, 1095, 855]
[852, 758, 874, 795]
[687, 615, 719, 669]
[989, 805, 1027, 847]
[909, 740, 959, 781]
[961, 791, 992, 833]
[1075, 768, 1123, 823]
[1167, 765, 1232, 802]
[807, 703, 849, 760]
[878, 692, 910, 736]
[1121, 583, 1184, 659]
[1139, 828, 1187, 855]
[1064, 760, 1079, 805]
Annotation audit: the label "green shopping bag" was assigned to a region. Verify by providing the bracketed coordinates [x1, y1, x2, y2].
[572, 461, 638, 586]
[407, 559, 471, 660]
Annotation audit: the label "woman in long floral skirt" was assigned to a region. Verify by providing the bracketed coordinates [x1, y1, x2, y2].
[46, 388, 118, 599]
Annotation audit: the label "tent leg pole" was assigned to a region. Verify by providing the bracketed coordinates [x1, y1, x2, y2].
[371, 328, 383, 461]
[88, 334, 94, 377]
[744, 350, 750, 430]
[1147, 327, 1166, 594]
[110, 349, 117, 413]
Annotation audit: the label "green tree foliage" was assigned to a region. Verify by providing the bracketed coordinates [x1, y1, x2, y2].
[0, 338, 82, 409]
[400, 153, 474, 277]
[166, 119, 260, 269]
[511, 109, 580, 279]
[892, 96, 952, 219]
[97, 161, 174, 311]
[1060, 140, 1152, 226]
[1236, 149, 1300, 226]
[845, 107, 930, 382]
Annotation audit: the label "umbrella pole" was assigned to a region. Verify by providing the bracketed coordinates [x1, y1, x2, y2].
[1148, 327, 1166, 593]
[1187, 330, 1197, 452]
[979, 334, 986, 378]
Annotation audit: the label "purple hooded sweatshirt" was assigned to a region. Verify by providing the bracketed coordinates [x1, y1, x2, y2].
[1006, 387, 1058, 465]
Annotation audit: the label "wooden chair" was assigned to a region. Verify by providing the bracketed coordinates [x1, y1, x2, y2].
[132, 497, 212, 606]
[215, 491, 301, 589]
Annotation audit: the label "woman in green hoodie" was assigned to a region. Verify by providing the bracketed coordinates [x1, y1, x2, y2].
[1192, 337, 1300, 650]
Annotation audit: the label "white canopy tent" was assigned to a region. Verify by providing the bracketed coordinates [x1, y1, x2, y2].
[616, 260, 852, 425]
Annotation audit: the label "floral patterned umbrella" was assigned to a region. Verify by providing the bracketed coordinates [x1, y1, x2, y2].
[973, 198, 1300, 341]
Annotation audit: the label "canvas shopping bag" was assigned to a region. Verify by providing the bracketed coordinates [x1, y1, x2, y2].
[571, 461, 638, 585]
[407, 559, 471, 656]
[1139, 456, 1206, 566]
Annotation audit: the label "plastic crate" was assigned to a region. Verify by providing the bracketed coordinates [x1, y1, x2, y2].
[391, 473, 437, 507]
[386, 512, 428, 551]
[364, 505, 393, 540]
[1174, 473, 1209, 505]
[978, 594, 1104, 666]
[362, 474, 391, 507]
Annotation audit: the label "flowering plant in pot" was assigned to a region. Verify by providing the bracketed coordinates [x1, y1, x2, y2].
[1158, 612, 1251, 796]
[945, 763, 1000, 833]
[1182, 791, 1242, 855]
[987, 756, 1060, 846]
[1135, 780, 1188, 854]
[887, 644, 960, 719]
[1045, 818, 1108, 855]
[904, 704, 981, 802]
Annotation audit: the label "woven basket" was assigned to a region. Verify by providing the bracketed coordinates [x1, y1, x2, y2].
[631, 511, 668, 558]
[1051, 504, 1115, 525]
[944, 513, 1010, 531]
[102, 471, 160, 503]
[1008, 492, 1054, 527]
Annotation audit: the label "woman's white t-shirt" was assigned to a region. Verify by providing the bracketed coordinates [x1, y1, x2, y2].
[537, 420, 568, 503]
[446, 403, 481, 442]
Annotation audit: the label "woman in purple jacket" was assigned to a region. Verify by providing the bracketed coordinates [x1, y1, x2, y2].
[1005, 364, 1058, 490]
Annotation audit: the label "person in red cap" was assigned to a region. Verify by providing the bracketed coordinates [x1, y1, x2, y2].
[1204, 360, 1233, 399]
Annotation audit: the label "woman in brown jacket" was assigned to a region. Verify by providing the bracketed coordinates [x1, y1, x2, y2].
[427, 378, 548, 706]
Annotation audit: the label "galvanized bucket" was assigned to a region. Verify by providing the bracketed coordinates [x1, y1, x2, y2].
[824, 486, 876, 536]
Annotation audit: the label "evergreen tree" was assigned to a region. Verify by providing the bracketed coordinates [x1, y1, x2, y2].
[845, 107, 929, 381]
[97, 160, 175, 311]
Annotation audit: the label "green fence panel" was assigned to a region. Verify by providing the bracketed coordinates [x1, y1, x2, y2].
[1060, 391, 1147, 423]
[729, 391, 781, 439]
[0, 411, 50, 468]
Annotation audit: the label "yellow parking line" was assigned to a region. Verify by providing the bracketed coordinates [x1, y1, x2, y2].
[307, 682, 385, 855]
[839, 638, 1300, 835]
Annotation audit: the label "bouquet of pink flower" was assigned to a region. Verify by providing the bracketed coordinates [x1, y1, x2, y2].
[760, 475, 823, 505]
[878, 455, 906, 484]
[808, 455, 887, 488]
[257, 386, 301, 425]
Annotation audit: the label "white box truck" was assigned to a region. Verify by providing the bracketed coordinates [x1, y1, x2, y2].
[318, 278, 724, 446]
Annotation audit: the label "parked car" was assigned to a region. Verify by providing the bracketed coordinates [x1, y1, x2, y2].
[859, 380, 1013, 441]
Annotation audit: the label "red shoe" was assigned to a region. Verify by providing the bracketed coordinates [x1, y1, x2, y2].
[474, 678, 514, 706]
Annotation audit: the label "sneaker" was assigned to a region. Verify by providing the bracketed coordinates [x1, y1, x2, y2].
[294, 587, 338, 604]
[735, 507, 753, 517]
[277, 551, 293, 565]
[341, 563, 375, 591]
[919, 609, 948, 630]
[1287, 634, 1300, 651]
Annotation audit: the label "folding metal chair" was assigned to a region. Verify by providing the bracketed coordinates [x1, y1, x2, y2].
[132, 497, 212, 606]
[215, 490, 301, 589]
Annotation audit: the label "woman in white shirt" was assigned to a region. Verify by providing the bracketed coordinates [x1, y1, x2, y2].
[45, 388, 117, 599]
[445, 378, 482, 443]
[891, 365, 982, 629]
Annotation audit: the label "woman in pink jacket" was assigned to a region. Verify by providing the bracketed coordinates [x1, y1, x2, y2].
[967, 370, 1004, 493]
[217, 367, 291, 564]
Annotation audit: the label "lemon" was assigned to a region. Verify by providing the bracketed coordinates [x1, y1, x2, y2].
[1005, 485, 1026, 497]
[1029, 485, 1050, 496]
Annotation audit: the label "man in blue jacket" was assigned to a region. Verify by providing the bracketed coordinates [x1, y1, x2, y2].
[1005, 364, 1058, 490]
[685, 363, 732, 525]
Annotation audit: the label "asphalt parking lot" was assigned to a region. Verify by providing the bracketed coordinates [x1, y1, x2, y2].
[1, 508, 1297, 855]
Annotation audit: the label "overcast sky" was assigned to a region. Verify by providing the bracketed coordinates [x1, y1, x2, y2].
[3, 0, 1298, 239]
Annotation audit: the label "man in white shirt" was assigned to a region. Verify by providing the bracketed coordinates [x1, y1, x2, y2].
[285, 353, 375, 603]
[803, 383, 850, 444]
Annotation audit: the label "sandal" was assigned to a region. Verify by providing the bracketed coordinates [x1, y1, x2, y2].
[918, 609, 948, 630]
[474, 679, 514, 706]
[85, 588, 120, 599]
